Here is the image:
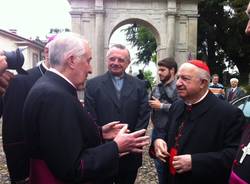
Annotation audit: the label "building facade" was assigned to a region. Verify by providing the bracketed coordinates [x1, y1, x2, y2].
[68, 0, 198, 77]
[0, 29, 45, 72]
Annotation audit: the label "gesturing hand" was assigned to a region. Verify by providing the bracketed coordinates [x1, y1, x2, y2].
[102, 121, 127, 140]
[114, 125, 150, 154]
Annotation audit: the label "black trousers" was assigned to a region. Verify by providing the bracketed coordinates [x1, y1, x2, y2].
[114, 168, 138, 184]
[100, 168, 138, 184]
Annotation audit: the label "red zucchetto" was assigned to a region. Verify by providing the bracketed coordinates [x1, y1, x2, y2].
[188, 59, 210, 74]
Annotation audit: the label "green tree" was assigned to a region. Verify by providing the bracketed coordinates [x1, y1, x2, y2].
[143, 70, 156, 89]
[227, 0, 250, 82]
[198, 0, 250, 83]
[198, 0, 231, 75]
[123, 1, 250, 84]
[123, 24, 157, 65]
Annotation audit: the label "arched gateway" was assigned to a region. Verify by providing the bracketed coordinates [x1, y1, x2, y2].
[68, 0, 198, 76]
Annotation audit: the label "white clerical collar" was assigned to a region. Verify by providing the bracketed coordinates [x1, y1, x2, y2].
[49, 68, 76, 89]
[185, 90, 209, 106]
[41, 61, 49, 70]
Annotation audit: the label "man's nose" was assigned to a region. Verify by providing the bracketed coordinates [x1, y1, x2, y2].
[176, 78, 181, 86]
[112, 58, 121, 64]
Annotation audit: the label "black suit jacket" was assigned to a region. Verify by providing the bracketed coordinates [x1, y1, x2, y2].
[155, 92, 245, 184]
[23, 71, 119, 183]
[84, 72, 150, 171]
[2, 64, 46, 181]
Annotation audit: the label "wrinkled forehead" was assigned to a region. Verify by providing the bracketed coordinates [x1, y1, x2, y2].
[109, 47, 128, 56]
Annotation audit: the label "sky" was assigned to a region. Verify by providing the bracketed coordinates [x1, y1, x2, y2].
[0, 0, 157, 76]
[0, 0, 71, 40]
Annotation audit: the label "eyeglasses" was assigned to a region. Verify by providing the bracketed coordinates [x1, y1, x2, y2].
[108, 56, 127, 63]
[245, 10, 250, 19]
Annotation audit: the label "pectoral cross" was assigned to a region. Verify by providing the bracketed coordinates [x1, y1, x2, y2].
[239, 142, 250, 164]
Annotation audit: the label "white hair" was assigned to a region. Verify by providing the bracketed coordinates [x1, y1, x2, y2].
[230, 78, 239, 83]
[49, 32, 88, 67]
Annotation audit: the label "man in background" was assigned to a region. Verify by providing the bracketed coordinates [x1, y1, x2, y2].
[85, 44, 150, 184]
[209, 73, 225, 100]
[225, 77, 245, 103]
[2, 35, 55, 183]
[137, 69, 151, 91]
[152, 60, 244, 184]
[149, 57, 179, 184]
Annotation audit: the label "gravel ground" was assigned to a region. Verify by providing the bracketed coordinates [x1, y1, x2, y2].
[0, 122, 158, 184]
[0, 136, 10, 184]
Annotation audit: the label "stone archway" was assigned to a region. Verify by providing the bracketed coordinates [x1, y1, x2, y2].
[68, 0, 198, 77]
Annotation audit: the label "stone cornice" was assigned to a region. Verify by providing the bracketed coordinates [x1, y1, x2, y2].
[165, 11, 177, 16]
[70, 10, 82, 16]
[93, 9, 105, 14]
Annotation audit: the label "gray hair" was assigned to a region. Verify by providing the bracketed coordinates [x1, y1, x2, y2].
[197, 68, 211, 87]
[106, 44, 131, 61]
[49, 32, 88, 67]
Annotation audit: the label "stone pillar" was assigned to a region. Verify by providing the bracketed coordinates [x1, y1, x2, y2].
[70, 11, 82, 34]
[166, 0, 176, 57]
[94, 0, 105, 74]
[187, 15, 199, 58]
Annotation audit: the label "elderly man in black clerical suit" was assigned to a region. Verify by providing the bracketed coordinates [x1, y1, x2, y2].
[151, 60, 244, 184]
[84, 44, 150, 184]
[2, 36, 55, 184]
[23, 32, 149, 184]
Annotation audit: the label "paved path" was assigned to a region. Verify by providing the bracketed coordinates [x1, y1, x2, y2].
[135, 122, 158, 184]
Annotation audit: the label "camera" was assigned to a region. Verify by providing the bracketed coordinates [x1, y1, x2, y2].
[3, 48, 26, 74]
[4, 48, 24, 69]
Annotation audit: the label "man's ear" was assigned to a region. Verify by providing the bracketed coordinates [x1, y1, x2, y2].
[170, 68, 175, 75]
[200, 79, 209, 88]
[67, 55, 75, 69]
